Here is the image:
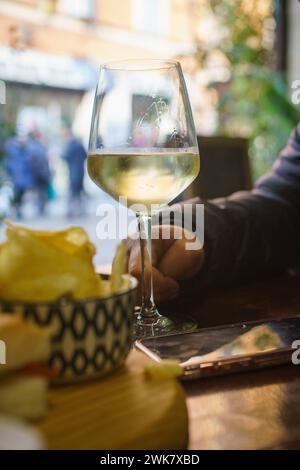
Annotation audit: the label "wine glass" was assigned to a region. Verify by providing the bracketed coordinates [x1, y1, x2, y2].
[88, 59, 200, 338]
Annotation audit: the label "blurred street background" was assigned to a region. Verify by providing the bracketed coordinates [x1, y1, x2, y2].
[0, 0, 299, 265]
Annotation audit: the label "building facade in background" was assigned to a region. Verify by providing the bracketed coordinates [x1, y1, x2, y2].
[1, 0, 295, 193]
[0, 0, 200, 130]
[0, 0, 207, 193]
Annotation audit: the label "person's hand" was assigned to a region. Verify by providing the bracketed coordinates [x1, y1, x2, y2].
[126, 225, 204, 303]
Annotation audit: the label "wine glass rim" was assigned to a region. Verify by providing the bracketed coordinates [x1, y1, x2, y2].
[101, 58, 180, 71]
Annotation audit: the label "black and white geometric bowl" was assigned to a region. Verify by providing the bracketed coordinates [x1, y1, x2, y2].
[0, 275, 137, 383]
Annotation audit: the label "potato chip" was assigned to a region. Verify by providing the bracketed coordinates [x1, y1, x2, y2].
[110, 242, 126, 293]
[144, 361, 182, 381]
[0, 220, 102, 302]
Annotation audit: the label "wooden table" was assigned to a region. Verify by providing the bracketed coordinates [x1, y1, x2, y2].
[160, 274, 300, 450]
[39, 351, 188, 450]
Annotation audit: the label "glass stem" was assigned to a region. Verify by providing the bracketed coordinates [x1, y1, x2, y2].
[137, 213, 159, 322]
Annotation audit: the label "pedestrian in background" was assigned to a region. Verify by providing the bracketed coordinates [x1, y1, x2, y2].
[4, 133, 34, 218]
[62, 128, 87, 217]
[27, 130, 51, 216]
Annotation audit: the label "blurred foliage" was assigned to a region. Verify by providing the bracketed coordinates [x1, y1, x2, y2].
[194, 0, 300, 179]
[217, 65, 300, 179]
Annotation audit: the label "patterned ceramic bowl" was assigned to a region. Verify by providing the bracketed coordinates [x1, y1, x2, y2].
[0, 275, 137, 383]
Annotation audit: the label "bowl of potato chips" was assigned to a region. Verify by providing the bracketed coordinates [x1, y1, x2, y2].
[0, 221, 137, 382]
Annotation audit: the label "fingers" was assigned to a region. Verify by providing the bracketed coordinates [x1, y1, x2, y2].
[129, 260, 179, 304]
[127, 239, 179, 303]
[152, 266, 179, 303]
[158, 238, 204, 280]
[152, 225, 203, 280]
[126, 224, 204, 303]
[127, 225, 175, 272]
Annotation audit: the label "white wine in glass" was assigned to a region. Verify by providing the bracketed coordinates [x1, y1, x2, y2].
[88, 149, 199, 211]
[88, 59, 200, 338]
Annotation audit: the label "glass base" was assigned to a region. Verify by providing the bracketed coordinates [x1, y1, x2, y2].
[133, 308, 197, 340]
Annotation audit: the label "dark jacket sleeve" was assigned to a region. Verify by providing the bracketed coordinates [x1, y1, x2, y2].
[197, 123, 300, 287]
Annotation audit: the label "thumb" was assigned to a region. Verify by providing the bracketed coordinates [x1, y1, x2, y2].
[152, 266, 179, 303]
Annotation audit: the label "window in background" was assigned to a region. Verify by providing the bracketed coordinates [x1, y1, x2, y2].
[58, 0, 95, 20]
[131, 0, 170, 36]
